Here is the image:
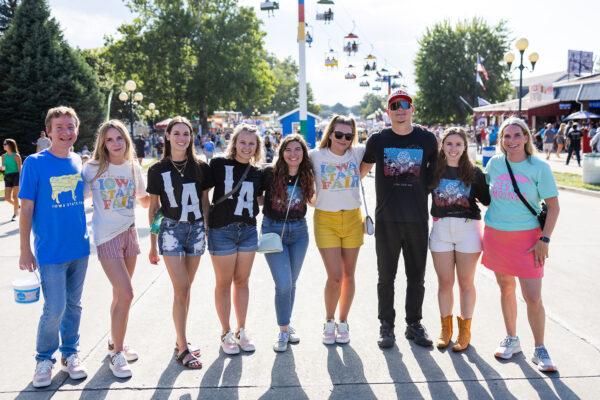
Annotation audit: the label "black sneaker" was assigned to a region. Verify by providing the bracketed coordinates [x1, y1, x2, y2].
[405, 322, 433, 347]
[377, 321, 395, 348]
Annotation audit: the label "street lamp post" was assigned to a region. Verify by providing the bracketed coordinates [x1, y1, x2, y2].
[119, 80, 143, 138]
[504, 38, 539, 119]
[251, 108, 261, 124]
[144, 103, 159, 133]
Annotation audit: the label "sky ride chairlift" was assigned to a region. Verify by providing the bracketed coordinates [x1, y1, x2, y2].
[345, 64, 356, 80]
[324, 49, 338, 69]
[260, 1, 279, 17]
[344, 33, 359, 56]
[316, 0, 334, 23]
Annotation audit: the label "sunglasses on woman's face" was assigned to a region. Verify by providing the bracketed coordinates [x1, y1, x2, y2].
[389, 100, 411, 111]
[334, 131, 354, 141]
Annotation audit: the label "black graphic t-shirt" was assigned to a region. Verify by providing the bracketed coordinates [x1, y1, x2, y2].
[146, 158, 212, 222]
[430, 166, 490, 220]
[363, 127, 438, 222]
[208, 157, 263, 228]
[261, 166, 307, 221]
[567, 129, 582, 146]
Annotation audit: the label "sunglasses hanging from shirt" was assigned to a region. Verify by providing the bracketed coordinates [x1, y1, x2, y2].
[389, 100, 411, 111]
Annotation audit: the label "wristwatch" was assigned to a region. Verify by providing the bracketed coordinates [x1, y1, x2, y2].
[539, 236, 550, 243]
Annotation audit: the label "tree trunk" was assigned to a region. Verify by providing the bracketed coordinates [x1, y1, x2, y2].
[200, 96, 209, 136]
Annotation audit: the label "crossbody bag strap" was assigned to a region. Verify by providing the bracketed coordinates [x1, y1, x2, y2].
[352, 149, 370, 218]
[504, 158, 537, 218]
[212, 163, 251, 207]
[280, 176, 299, 237]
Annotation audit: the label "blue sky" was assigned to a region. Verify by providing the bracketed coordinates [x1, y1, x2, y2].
[48, 0, 600, 107]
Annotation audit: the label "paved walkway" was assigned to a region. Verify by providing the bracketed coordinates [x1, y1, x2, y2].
[0, 162, 598, 399]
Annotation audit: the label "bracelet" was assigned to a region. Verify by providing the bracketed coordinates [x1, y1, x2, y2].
[539, 236, 550, 243]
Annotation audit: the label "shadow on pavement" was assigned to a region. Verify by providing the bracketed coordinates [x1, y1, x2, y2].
[257, 346, 308, 400]
[78, 356, 131, 400]
[514, 353, 579, 400]
[382, 343, 424, 399]
[148, 351, 185, 400]
[327, 344, 376, 400]
[409, 342, 459, 399]
[196, 350, 243, 399]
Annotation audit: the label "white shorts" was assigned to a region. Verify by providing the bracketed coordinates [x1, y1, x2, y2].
[543, 143, 554, 152]
[429, 217, 482, 253]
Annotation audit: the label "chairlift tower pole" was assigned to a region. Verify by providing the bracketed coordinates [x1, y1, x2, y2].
[298, 0, 309, 145]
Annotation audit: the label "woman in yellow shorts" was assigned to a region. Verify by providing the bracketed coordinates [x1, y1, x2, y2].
[309, 115, 366, 345]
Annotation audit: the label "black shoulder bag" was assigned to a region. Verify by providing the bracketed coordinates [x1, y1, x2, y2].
[504, 158, 547, 230]
[209, 163, 251, 215]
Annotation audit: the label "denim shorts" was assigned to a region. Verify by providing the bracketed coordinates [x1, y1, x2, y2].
[158, 217, 206, 257]
[208, 222, 258, 256]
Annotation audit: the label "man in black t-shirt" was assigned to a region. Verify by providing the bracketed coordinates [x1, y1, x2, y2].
[565, 122, 582, 167]
[361, 90, 438, 349]
[134, 136, 146, 165]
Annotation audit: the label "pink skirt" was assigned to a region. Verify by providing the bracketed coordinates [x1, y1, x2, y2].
[482, 225, 544, 279]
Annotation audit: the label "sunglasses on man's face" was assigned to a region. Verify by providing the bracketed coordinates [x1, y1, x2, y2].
[389, 100, 411, 111]
[334, 131, 354, 141]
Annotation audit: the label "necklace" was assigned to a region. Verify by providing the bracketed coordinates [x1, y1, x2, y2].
[170, 158, 188, 177]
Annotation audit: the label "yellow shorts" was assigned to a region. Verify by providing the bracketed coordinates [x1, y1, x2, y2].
[314, 208, 364, 249]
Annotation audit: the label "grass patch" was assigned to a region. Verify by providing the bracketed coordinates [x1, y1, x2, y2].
[142, 159, 156, 171]
[553, 171, 600, 191]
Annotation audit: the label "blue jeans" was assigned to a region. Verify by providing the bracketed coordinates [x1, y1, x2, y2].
[36, 256, 89, 363]
[261, 217, 309, 327]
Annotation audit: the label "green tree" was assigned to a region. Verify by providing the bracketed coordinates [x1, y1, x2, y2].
[0, 0, 104, 153]
[356, 93, 386, 119]
[413, 18, 511, 125]
[266, 55, 321, 115]
[106, 0, 276, 134]
[0, 0, 19, 36]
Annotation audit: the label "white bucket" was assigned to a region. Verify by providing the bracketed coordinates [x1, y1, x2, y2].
[12, 271, 41, 304]
[468, 144, 478, 163]
[583, 153, 600, 185]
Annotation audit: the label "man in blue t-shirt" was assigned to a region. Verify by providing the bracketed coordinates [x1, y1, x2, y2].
[203, 137, 215, 161]
[19, 106, 90, 388]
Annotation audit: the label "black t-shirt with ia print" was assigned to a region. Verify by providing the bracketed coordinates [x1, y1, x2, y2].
[261, 166, 307, 221]
[430, 166, 490, 220]
[207, 157, 264, 229]
[146, 158, 212, 222]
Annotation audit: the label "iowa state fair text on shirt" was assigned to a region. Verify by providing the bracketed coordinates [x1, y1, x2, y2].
[319, 160, 360, 190]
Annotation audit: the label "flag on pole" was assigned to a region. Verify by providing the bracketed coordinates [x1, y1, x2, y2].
[477, 54, 489, 80]
[478, 97, 491, 106]
[476, 72, 486, 91]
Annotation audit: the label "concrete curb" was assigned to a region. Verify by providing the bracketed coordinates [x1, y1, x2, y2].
[557, 184, 600, 198]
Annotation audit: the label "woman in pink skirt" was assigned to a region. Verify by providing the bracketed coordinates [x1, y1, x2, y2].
[483, 117, 560, 372]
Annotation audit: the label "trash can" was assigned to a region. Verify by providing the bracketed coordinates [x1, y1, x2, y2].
[482, 146, 496, 167]
[468, 144, 477, 163]
[582, 153, 600, 184]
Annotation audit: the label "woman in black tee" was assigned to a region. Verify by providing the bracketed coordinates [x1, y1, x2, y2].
[146, 116, 210, 369]
[206, 123, 263, 355]
[428, 127, 490, 352]
[260, 134, 314, 352]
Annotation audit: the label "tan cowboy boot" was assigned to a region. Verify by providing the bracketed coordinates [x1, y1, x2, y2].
[452, 316, 472, 352]
[436, 315, 453, 348]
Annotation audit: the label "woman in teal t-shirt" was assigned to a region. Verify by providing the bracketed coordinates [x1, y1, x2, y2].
[482, 117, 560, 372]
[1, 138, 22, 221]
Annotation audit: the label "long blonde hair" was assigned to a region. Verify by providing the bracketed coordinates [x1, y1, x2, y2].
[90, 120, 136, 181]
[225, 123, 263, 164]
[498, 117, 535, 158]
[318, 114, 357, 149]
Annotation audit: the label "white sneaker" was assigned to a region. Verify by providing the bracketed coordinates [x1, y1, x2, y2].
[33, 360, 53, 388]
[108, 340, 139, 361]
[273, 331, 289, 352]
[288, 326, 300, 344]
[236, 328, 256, 352]
[60, 354, 88, 380]
[336, 321, 350, 344]
[221, 331, 240, 355]
[322, 319, 336, 345]
[109, 351, 132, 378]
[494, 335, 522, 359]
[532, 345, 558, 372]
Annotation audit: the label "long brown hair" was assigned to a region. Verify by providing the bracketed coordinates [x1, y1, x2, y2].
[163, 116, 205, 181]
[318, 114, 358, 149]
[430, 127, 476, 190]
[271, 134, 314, 204]
[89, 120, 136, 181]
[3, 138, 19, 154]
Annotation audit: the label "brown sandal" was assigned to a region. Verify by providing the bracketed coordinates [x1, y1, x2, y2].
[174, 342, 200, 357]
[176, 349, 202, 369]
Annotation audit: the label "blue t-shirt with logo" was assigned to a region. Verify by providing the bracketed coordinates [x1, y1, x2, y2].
[18, 150, 90, 265]
[484, 154, 558, 231]
[204, 141, 215, 153]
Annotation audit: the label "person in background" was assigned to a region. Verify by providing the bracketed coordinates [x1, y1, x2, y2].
[36, 131, 52, 152]
[2, 139, 22, 221]
[428, 128, 490, 352]
[203, 137, 215, 162]
[565, 123, 582, 167]
[483, 117, 560, 372]
[555, 123, 566, 158]
[19, 106, 91, 388]
[591, 126, 600, 153]
[134, 135, 146, 165]
[542, 123, 556, 160]
[260, 134, 314, 352]
[83, 120, 150, 378]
